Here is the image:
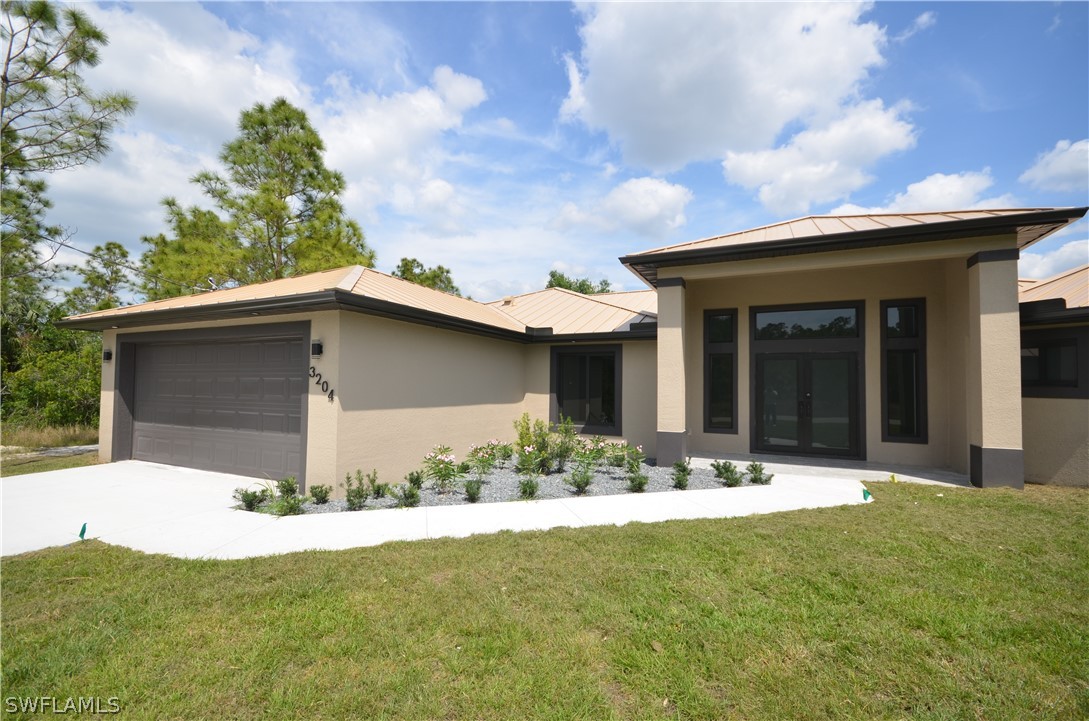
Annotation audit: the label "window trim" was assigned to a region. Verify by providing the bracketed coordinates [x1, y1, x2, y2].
[880, 298, 928, 444]
[703, 308, 738, 434]
[549, 344, 623, 435]
[1021, 326, 1089, 399]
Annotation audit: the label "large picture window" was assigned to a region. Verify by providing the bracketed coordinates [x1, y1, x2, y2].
[881, 299, 927, 443]
[1021, 326, 1089, 399]
[704, 309, 737, 433]
[551, 346, 621, 434]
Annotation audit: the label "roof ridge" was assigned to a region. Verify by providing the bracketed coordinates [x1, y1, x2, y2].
[1034, 262, 1089, 286]
[500, 285, 655, 316]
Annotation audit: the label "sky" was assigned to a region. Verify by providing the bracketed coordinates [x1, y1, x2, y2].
[43, 1, 1089, 301]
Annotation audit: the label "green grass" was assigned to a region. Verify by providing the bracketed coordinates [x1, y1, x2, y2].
[0, 424, 98, 449]
[2, 483, 1086, 720]
[0, 452, 99, 477]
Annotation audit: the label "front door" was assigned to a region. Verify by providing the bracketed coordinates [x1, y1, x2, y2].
[755, 352, 859, 457]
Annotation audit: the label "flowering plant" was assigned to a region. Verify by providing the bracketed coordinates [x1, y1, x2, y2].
[423, 445, 460, 493]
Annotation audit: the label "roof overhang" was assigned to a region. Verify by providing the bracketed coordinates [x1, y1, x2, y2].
[1020, 299, 1089, 327]
[620, 207, 1089, 287]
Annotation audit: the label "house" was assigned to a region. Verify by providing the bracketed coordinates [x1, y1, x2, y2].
[60, 207, 1089, 491]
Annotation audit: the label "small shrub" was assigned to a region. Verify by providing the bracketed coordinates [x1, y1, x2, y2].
[586, 435, 609, 463]
[276, 476, 300, 499]
[513, 413, 551, 464]
[712, 460, 744, 487]
[365, 469, 389, 498]
[271, 494, 304, 516]
[309, 484, 331, 505]
[394, 484, 420, 508]
[457, 460, 471, 476]
[516, 444, 549, 475]
[567, 464, 594, 495]
[518, 476, 539, 499]
[626, 470, 649, 493]
[550, 415, 579, 472]
[746, 461, 774, 485]
[672, 460, 691, 490]
[342, 471, 371, 511]
[605, 442, 629, 468]
[406, 470, 424, 489]
[233, 487, 270, 512]
[624, 444, 646, 474]
[464, 478, 482, 503]
[423, 445, 460, 494]
[492, 441, 514, 463]
[468, 442, 498, 478]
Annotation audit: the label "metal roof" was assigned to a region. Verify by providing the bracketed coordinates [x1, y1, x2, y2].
[1019, 264, 1089, 309]
[621, 207, 1089, 286]
[487, 287, 655, 335]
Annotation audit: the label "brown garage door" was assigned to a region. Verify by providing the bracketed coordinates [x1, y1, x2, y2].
[131, 337, 306, 482]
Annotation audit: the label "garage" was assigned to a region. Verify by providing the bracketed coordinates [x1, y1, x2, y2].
[115, 323, 308, 484]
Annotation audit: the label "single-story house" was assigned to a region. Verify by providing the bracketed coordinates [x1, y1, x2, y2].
[60, 207, 1089, 492]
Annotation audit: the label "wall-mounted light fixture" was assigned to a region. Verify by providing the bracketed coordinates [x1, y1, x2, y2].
[311, 341, 323, 358]
[102, 349, 113, 362]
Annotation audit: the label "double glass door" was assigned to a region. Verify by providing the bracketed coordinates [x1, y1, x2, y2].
[754, 353, 859, 456]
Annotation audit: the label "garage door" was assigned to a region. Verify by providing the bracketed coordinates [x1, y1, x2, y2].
[131, 337, 306, 481]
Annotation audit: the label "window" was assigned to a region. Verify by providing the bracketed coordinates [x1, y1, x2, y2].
[1021, 327, 1089, 399]
[754, 307, 858, 340]
[881, 299, 927, 443]
[551, 346, 621, 434]
[704, 309, 737, 433]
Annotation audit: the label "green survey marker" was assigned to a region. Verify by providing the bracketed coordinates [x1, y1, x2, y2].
[79, 523, 87, 540]
[862, 489, 872, 501]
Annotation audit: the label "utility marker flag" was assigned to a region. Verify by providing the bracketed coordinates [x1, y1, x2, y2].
[79, 523, 87, 540]
[862, 488, 873, 501]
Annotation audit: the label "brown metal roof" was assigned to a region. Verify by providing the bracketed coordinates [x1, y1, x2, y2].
[487, 287, 655, 335]
[621, 207, 1089, 286]
[1019, 264, 1089, 308]
[592, 289, 658, 315]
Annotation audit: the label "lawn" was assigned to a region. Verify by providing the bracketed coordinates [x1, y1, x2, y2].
[0, 452, 99, 478]
[1, 482, 1086, 720]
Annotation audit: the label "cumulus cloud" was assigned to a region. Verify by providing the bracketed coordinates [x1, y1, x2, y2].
[553, 177, 693, 238]
[562, 3, 886, 171]
[1019, 239, 1089, 279]
[832, 169, 1018, 214]
[894, 11, 937, 43]
[1019, 139, 1089, 192]
[723, 100, 916, 216]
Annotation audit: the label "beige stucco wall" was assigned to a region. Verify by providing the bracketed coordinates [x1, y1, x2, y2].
[333, 313, 528, 490]
[1022, 397, 1089, 487]
[96, 311, 341, 487]
[967, 258, 1023, 450]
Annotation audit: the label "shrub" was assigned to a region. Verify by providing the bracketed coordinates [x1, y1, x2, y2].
[550, 415, 579, 472]
[513, 413, 550, 465]
[464, 478, 482, 503]
[605, 442, 629, 468]
[515, 444, 549, 475]
[624, 444, 646, 474]
[271, 494, 304, 516]
[395, 484, 420, 508]
[468, 442, 498, 478]
[342, 471, 370, 511]
[365, 469, 389, 498]
[712, 460, 744, 487]
[406, 470, 424, 489]
[309, 484, 331, 505]
[518, 476, 539, 500]
[233, 487, 270, 512]
[566, 463, 593, 495]
[423, 445, 460, 494]
[276, 476, 300, 499]
[626, 470, 648, 493]
[586, 435, 609, 464]
[672, 460, 691, 490]
[492, 441, 514, 463]
[457, 460, 471, 476]
[746, 461, 774, 485]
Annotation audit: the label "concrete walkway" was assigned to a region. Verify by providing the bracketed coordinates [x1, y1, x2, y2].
[3, 460, 878, 560]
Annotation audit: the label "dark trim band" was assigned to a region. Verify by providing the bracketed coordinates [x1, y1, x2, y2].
[969, 445, 1024, 489]
[966, 248, 1019, 268]
[656, 431, 687, 467]
[657, 277, 686, 288]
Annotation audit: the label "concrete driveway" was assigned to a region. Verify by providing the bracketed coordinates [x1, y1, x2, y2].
[2, 460, 874, 560]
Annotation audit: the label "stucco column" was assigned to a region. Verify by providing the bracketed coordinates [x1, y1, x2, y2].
[656, 278, 687, 465]
[966, 250, 1024, 488]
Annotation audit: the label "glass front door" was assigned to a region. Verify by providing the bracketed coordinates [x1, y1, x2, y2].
[755, 353, 859, 456]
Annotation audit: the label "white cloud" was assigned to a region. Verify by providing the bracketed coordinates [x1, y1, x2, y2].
[832, 169, 1017, 214]
[563, 3, 887, 171]
[723, 100, 916, 216]
[1019, 240, 1089, 279]
[1019, 139, 1089, 193]
[894, 11, 937, 43]
[553, 177, 693, 238]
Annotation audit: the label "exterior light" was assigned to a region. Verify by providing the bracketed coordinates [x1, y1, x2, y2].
[311, 341, 323, 358]
[102, 350, 113, 362]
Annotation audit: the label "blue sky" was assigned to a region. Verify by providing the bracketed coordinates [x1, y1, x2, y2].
[48, 1, 1089, 300]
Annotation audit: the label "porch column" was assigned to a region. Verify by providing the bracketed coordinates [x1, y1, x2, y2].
[966, 250, 1024, 488]
[656, 278, 687, 465]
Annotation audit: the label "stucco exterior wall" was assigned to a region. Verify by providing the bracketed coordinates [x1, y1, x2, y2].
[1022, 397, 1089, 487]
[333, 313, 528, 489]
[675, 257, 960, 469]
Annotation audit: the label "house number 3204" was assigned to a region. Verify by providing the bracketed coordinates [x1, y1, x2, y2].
[309, 366, 335, 401]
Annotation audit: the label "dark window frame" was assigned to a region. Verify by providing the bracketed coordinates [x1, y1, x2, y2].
[880, 298, 928, 444]
[1021, 326, 1089, 399]
[549, 344, 623, 435]
[703, 308, 738, 434]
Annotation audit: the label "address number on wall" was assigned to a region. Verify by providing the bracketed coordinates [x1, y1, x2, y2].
[309, 366, 335, 401]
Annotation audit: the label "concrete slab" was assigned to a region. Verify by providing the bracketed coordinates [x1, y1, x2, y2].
[3, 460, 875, 560]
